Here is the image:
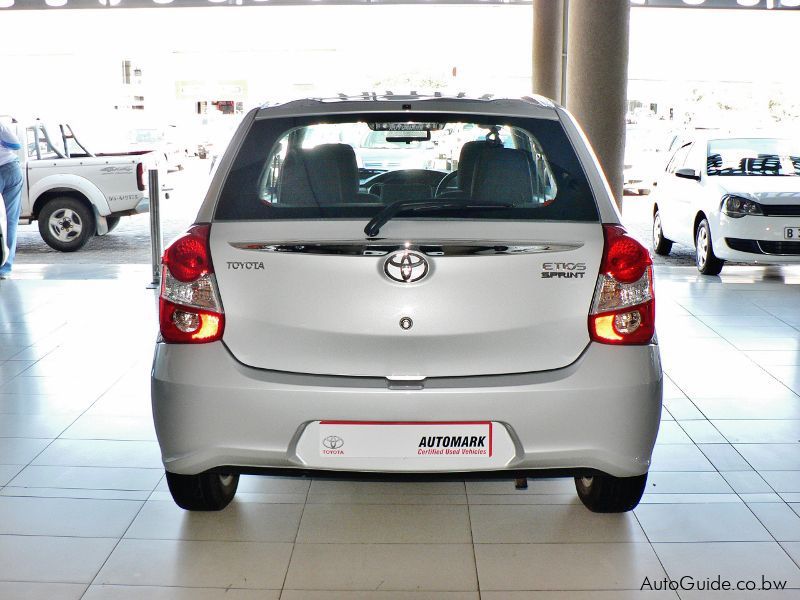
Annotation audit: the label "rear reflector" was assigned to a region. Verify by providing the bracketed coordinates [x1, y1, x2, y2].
[136, 163, 145, 192]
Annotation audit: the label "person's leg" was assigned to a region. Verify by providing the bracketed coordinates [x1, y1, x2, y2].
[0, 161, 24, 277]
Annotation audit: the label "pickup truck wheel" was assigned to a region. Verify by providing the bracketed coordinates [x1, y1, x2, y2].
[38, 197, 95, 252]
[165, 470, 239, 511]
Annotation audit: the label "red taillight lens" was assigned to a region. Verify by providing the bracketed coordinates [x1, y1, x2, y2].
[159, 300, 224, 343]
[600, 224, 651, 284]
[163, 225, 212, 282]
[159, 224, 224, 344]
[136, 163, 145, 192]
[589, 224, 655, 345]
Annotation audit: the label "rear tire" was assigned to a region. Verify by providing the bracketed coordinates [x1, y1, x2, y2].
[38, 197, 95, 252]
[695, 218, 724, 275]
[165, 470, 239, 511]
[575, 473, 647, 513]
[652, 209, 673, 256]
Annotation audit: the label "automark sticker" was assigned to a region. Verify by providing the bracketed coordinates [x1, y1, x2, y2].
[318, 421, 493, 458]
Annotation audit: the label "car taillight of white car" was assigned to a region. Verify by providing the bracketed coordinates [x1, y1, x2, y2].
[589, 224, 655, 345]
[159, 224, 225, 344]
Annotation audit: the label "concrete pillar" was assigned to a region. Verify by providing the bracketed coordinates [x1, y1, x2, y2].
[565, 0, 630, 208]
[532, 0, 564, 103]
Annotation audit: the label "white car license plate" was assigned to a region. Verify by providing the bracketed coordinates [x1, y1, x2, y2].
[319, 421, 495, 458]
[784, 227, 800, 240]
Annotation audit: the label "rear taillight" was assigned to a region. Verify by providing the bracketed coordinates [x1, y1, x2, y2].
[136, 163, 145, 192]
[589, 224, 655, 345]
[159, 224, 224, 344]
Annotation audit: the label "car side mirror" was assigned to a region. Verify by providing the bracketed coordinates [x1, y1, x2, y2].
[675, 167, 701, 181]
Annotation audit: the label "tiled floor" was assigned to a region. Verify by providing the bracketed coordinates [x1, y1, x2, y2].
[1, 263, 800, 598]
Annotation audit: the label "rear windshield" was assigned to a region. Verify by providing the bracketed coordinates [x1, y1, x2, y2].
[214, 113, 598, 222]
[707, 138, 800, 177]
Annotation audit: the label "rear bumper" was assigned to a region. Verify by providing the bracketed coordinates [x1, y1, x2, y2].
[151, 342, 662, 478]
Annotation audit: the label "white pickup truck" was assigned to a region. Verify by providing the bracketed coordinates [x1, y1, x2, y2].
[1, 116, 158, 252]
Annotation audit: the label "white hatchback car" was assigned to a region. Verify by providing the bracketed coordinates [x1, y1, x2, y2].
[652, 133, 800, 274]
[151, 94, 662, 513]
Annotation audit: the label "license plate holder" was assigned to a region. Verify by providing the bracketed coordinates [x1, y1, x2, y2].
[784, 227, 800, 240]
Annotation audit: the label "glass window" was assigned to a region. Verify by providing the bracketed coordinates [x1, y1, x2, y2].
[215, 113, 597, 223]
[707, 138, 800, 176]
[666, 143, 692, 174]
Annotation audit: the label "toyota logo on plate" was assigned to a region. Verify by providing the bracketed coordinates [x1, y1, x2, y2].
[384, 251, 429, 283]
[322, 435, 344, 450]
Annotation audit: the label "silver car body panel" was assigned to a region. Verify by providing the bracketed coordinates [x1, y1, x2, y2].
[156, 94, 660, 479]
[211, 220, 603, 377]
[152, 341, 662, 478]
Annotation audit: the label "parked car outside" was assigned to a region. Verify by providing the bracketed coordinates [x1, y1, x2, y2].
[127, 125, 186, 172]
[623, 124, 678, 196]
[353, 129, 438, 171]
[651, 132, 800, 274]
[1, 117, 157, 252]
[151, 94, 663, 513]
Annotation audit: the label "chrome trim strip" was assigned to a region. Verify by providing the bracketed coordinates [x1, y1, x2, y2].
[229, 240, 583, 256]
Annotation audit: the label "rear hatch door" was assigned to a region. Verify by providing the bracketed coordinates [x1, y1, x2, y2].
[211, 219, 602, 378]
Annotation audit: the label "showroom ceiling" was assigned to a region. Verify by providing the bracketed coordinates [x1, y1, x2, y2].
[2, 0, 800, 8]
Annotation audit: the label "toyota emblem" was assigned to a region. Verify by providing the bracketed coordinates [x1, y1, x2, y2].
[384, 251, 429, 283]
[322, 435, 344, 450]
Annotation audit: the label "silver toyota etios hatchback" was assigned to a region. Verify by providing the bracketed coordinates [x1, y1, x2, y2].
[151, 94, 662, 513]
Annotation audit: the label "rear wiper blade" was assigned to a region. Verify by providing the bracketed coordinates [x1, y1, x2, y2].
[364, 199, 513, 238]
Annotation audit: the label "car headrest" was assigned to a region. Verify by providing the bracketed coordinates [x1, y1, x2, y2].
[278, 143, 359, 206]
[471, 147, 534, 206]
[457, 140, 487, 192]
[380, 183, 433, 203]
[707, 153, 723, 173]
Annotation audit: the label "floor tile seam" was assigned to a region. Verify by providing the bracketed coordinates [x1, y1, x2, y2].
[695, 437, 763, 481]
[632, 506, 672, 584]
[4, 362, 159, 490]
[658, 377, 711, 422]
[80, 490, 154, 599]
[277, 473, 312, 593]
[716, 327, 800, 399]
[465, 487, 482, 598]
[672, 416, 747, 480]
[0, 579, 91, 589]
[777, 541, 800, 573]
[284, 541, 664, 546]
[0, 490, 156, 498]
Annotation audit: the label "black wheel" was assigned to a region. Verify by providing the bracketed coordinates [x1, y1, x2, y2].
[575, 473, 647, 513]
[695, 218, 724, 275]
[38, 196, 95, 252]
[652, 208, 673, 256]
[165, 470, 239, 511]
[105, 216, 121, 234]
